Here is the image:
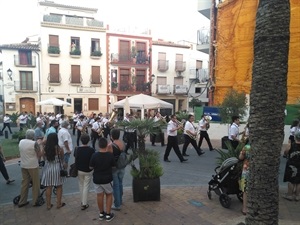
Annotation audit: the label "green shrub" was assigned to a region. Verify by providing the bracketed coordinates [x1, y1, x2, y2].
[215, 140, 245, 166]
[48, 46, 60, 54]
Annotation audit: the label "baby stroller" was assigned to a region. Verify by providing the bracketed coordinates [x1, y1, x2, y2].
[207, 157, 243, 208]
[13, 161, 56, 205]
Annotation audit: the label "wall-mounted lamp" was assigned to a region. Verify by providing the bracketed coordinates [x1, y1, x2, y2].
[7, 68, 12, 81]
[150, 74, 155, 83]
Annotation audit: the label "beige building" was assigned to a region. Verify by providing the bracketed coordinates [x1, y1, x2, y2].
[39, 1, 107, 115]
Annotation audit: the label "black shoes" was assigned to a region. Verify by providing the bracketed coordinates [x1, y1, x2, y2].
[210, 148, 216, 151]
[152, 144, 156, 146]
[182, 154, 189, 157]
[164, 159, 171, 162]
[6, 179, 15, 184]
[181, 159, 188, 163]
[198, 151, 205, 156]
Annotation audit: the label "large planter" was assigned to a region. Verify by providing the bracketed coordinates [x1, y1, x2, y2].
[132, 178, 160, 202]
[221, 136, 229, 149]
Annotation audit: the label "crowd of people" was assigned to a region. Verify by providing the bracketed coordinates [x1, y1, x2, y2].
[1, 109, 299, 220]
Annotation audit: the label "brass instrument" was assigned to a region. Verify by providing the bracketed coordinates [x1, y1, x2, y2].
[205, 115, 212, 130]
[106, 109, 118, 128]
[174, 119, 184, 130]
[97, 126, 103, 136]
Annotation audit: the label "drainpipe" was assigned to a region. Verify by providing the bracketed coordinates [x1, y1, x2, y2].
[35, 50, 41, 112]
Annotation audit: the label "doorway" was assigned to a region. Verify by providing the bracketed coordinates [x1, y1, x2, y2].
[20, 98, 35, 115]
[74, 98, 82, 113]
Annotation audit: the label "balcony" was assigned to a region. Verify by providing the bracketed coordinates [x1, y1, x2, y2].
[156, 85, 171, 94]
[69, 75, 82, 86]
[90, 50, 102, 59]
[157, 60, 169, 72]
[43, 14, 62, 23]
[14, 55, 36, 67]
[90, 75, 103, 86]
[197, 29, 210, 54]
[87, 19, 104, 28]
[174, 85, 188, 95]
[110, 53, 135, 64]
[14, 81, 38, 92]
[66, 16, 83, 26]
[175, 61, 186, 72]
[111, 82, 151, 95]
[48, 73, 61, 85]
[197, 0, 211, 19]
[48, 45, 60, 56]
[197, 68, 209, 83]
[70, 46, 81, 57]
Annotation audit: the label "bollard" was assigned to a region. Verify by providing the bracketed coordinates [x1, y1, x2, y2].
[4, 131, 8, 139]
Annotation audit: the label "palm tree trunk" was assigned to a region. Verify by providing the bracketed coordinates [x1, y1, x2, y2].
[248, 0, 290, 224]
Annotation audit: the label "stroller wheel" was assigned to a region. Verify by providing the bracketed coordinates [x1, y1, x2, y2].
[53, 187, 57, 195]
[13, 195, 20, 205]
[219, 194, 231, 208]
[37, 196, 45, 206]
[207, 190, 212, 200]
[237, 191, 243, 202]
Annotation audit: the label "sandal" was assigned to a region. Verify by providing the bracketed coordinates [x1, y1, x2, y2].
[57, 202, 66, 209]
[47, 204, 53, 210]
[81, 204, 89, 210]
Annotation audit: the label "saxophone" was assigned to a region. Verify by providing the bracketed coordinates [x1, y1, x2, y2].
[185, 122, 198, 140]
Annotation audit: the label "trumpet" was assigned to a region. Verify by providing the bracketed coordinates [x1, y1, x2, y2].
[174, 119, 184, 130]
[106, 109, 118, 128]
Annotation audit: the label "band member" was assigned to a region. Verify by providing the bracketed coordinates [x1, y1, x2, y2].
[18, 111, 28, 131]
[182, 114, 205, 157]
[163, 115, 188, 163]
[72, 111, 79, 136]
[91, 117, 102, 149]
[2, 114, 13, 134]
[151, 112, 165, 147]
[102, 113, 111, 139]
[198, 114, 215, 151]
[75, 115, 85, 146]
[124, 113, 136, 154]
[228, 116, 241, 149]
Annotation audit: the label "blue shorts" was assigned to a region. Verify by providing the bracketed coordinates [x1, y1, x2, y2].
[64, 153, 71, 164]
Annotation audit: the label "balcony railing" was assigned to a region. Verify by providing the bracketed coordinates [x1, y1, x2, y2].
[70, 46, 81, 56]
[90, 75, 103, 86]
[111, 82, 151, 94]
[14, 81, 38, 92]
[87, 19, 104, 27]
[47, 73, 61, 85]
[197, 68, 209, 83]
[69, 75, 82, 85]
[175, 61, 186, 72]
[14, 55, 36, 67]
[43, 15, 104, 28]
[48, 45, 60, 55]
[174, 85, 188, 95]
[156, 84, 171, 94]
[43, 14, 62, 23]
[157, 60, 169, 72]
[66, 16, 83, 26]
[110, 53, 134, 63]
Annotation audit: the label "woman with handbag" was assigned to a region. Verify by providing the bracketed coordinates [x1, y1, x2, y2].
[75, 133, 95, 210]
[41, 133, 66, 210]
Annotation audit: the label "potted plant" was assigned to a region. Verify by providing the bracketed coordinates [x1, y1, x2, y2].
[111, 81, 118, 89]
[10, 112, 19, 127]
[70, 48, 81, 56]
[47, 46, 60, 54]
[91, 50, 102, 57]
[117, 118, 165, 202]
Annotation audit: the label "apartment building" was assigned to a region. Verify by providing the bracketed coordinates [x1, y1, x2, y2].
[39, 1, 107, 115]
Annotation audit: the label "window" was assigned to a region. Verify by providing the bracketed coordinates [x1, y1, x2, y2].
[136, 69, 146, 91]
[71, 65, 81, 84]
[158, 52, 168, 71]
[119, 40, 130, 62]
[20, 71, 33, 90]
[49, 35, 59, 47]
[91, 38, 100, 53]
[119, 68, 130, 91]
[91, 66, 101, 84]
[49, 64, 60, 83]
[19, 50, 32, 65]
[88, 98, 98, 111]
[70, 37, 80, 54]
[196, 60, 203, 69]
[136, 42, 147, 64]
[195, 87, 202, 93]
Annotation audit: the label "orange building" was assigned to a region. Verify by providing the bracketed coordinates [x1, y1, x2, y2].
[213, 0, 300, 105]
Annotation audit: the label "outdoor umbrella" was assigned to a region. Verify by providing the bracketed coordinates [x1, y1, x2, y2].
[37, 98, 71, 106]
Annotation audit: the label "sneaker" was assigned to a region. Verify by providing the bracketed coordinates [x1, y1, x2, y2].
[106, 213, 115, 222]
[111, 204, 121, 211]
[282, 193, 293, 201]
[99, 212, 106, 221]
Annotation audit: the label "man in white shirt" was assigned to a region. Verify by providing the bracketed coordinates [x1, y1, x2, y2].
[18, 111, 28, 131]
[72, 111, 79, 136]
[102, 113, 111, 139]
[182, 114, 205, 157]
[124, 113, 136, 154]
[228, 116, 241, 149]
[151, 112, 165, 147]
[163, 114, 187, 163]
[91, 117, 102, 149]
[198, 114, 215, 151]
[58, 120, 73, 174]
[75, 115, 85, 146]
[2, 113, 13, 134]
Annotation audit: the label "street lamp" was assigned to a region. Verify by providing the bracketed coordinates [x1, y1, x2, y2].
[7, 68, 12, 81]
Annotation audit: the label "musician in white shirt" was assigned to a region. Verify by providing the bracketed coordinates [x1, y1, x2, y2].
[91, 117, 102, 149]
[124, 113, 136, 154]
[182, 115, 205, 157]
[101, 113, 110, 139]
[228, 116, 240, 149]
[198, 114, 215, 151]
[72, 111, 79, 136]
[75, 115, 85, 146]
[163, 115, 187, 163]
[2, 114, 13, 134]
[18, 112, 28, 131]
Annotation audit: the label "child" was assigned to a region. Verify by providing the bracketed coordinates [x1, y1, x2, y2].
[89, 138, 116, 222]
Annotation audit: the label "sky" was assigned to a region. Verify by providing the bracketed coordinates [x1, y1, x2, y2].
[0, 0, 209, 45]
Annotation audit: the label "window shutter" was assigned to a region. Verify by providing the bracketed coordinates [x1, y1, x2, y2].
[50, 64, 59, 83]
[71, 65, 81, 83]
[88, 98, 98, 110]
[49, 35, 59, 47]
[91, 66, 100, 84]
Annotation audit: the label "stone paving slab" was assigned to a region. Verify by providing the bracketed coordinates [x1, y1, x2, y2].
[1, 186, 299, 225]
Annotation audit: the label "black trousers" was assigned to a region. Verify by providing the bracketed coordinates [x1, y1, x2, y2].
[125, 132, 136, 153]
[92, 131, 100, 149]
[103, 127, 111, 138]
[77, 130, 82, 146]
[0, 158, 9, 180]
[182, 134, 202, 156]
[2, 123, 12, 134]
[164, 136, 184, 162]
[73, 121, 77, 135]
[198, 131, 213, 150]
[230, 140, 239, 150]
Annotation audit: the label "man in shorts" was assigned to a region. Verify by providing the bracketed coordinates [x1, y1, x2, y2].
[90, 138, 116, 222]
[58, 120, 73, 174]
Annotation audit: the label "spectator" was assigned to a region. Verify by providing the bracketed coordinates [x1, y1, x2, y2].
[58, 121, 73, 176]
[75, 133, 95, 210]
[89, 138, 116, 222]
[18, 129, 43, 207]
[0, 146, 15, 184]
[41, 133, 66, 210]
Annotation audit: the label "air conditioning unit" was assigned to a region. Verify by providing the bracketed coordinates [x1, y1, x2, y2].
[157, 85, 170, 94]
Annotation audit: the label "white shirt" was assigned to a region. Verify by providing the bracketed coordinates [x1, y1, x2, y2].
[198, 118, 207, 131]
[19, 114, 28, 124]
[229, 123, 239, 141]
[184, 121, 196, 135]
[92, 121, 101, 131]
[167, 120, 178, 136]
[48, 115, 55, 122]
[58, 127, 73, 154]
[290, 127, 297, 136]
[73, 114, 79, 122]
[102, 117, 109, 128]
[3, 116, 12, 123]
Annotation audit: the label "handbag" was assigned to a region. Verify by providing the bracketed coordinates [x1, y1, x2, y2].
[57, 149, 68, 177]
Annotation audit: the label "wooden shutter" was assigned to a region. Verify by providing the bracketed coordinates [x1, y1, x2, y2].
[71, 65, 80, 83]
[136, 42, 146, 51]
[91, 66, 100, 84]
[119, 40, 130, 61]
[50, 64, 59, 83]
[49, 35, 59, 47]
[196, 60, 203, 69]
[88, 98, 98, 111]
[158, 52, 166, 60]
